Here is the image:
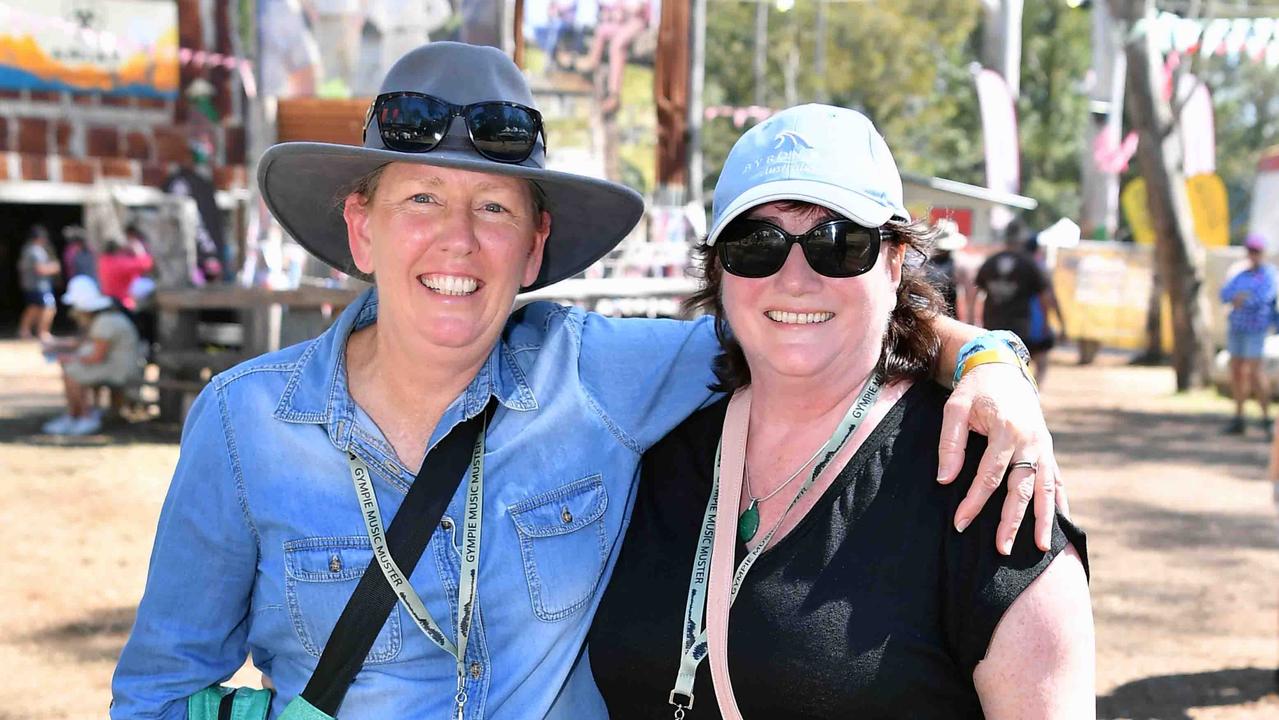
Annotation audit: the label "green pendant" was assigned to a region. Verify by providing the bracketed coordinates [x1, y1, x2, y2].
[738, 499, 760, 543]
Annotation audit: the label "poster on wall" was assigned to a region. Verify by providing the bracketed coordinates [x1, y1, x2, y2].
[258, 0, 507, 100]
[0, 0, 179, 99]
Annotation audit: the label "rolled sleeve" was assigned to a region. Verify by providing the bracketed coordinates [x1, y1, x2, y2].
[111, 384, 260, 719]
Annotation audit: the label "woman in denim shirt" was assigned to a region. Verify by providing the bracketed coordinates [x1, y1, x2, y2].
[112, 43, 1064, 719]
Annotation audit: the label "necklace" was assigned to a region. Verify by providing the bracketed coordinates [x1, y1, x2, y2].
[737, 442, 827, 543]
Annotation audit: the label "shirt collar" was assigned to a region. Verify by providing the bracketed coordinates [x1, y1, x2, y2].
[273, 288, 538, 442]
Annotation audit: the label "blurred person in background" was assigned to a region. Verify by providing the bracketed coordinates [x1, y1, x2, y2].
[927, 218, 968, 319]
[40, 276, 144, 436]
[1220, 233, 1277, 437]
[975, 220, 1064, 388]
[575, 0, 652, 114]
[16, 224, 61, 341]
[1023, 234, 1067, 387]
[61, 225, 97, 281]
[97, 226, 155, 311]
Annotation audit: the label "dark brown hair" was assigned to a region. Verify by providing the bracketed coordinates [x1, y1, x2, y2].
[684, 203, 945, 392]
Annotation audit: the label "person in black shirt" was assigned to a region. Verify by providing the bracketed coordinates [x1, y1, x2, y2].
[975, 222, 1067, 387]
[589, 105, 1093, 719]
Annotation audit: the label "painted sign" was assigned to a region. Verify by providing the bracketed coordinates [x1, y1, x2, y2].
[0, 1, 179, 98]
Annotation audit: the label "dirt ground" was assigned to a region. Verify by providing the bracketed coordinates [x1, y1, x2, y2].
[2, 337, 1279, 719]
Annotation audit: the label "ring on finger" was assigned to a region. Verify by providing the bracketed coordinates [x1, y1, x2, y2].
[1009, 459, 1038, 472]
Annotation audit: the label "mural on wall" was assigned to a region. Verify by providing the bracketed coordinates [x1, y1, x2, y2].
[0, 0, 179, 99]
[258, 0, 504, 100]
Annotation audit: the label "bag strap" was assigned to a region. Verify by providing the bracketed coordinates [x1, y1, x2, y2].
[301, 400, 496, 716]
[706, 389, 750, 720]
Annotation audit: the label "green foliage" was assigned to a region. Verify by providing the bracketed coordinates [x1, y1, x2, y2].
[1017, 1, 1091, 230]
[702, 0, 984, 197]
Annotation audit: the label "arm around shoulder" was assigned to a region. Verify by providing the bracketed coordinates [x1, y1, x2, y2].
[972, 543, 1095, 719]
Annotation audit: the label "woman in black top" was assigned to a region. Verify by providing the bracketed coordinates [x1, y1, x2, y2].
[588, 105, 1093, 718]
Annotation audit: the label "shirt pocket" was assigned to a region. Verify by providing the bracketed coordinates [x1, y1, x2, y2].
[508, 474, 609, 622]
[283, 535, 403, 664]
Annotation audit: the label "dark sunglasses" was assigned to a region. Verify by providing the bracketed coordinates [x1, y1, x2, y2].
[715, 217, 883, 278]
[362, 92, 548, 163]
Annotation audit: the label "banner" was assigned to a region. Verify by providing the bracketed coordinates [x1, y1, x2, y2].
[0, 0, 179, 98]
[1120, 173, 1229, 248]
[1176, 74, 1215, 177]
[975, 67, 1020, 232]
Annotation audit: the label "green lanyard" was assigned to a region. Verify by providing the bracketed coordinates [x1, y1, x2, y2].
[668, 373, 883, 718]
[347, 416, 487, 720]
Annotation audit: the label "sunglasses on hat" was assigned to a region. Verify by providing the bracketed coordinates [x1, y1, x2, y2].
[716, 217, 883, 278]
[363, 92, 548, 164]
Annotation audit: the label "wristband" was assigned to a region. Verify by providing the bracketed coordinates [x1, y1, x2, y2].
[952, 330, 1035, 389]
[958, 347, 1038, 392]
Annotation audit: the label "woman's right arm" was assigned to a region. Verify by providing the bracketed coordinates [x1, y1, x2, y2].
[110, 384, 260, 719]
[971, 544, 1095, 719]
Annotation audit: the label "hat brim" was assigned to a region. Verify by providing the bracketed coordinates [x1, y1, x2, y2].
[258, 143, 645, 292]
[66, 296, 113, 312]
[706, 179, 910, 246]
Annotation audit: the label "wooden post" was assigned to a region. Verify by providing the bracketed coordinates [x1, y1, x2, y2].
[1113, 0, 1212, 390]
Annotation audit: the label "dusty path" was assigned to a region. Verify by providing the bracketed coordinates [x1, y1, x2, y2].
[2, 338, 1277, 719]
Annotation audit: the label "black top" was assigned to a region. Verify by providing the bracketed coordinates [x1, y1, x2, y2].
[975, 250, 1048, 342]
[588, 382, 1087, 719]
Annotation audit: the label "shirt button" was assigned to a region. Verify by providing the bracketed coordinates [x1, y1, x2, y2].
[469, 661, 482, 680]
[441, 517, 454, 531]
[328, 554, 342, 573]
[561, 508, 573, 524]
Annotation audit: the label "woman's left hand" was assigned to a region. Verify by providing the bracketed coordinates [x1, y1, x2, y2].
[936, 363, 1066, 555]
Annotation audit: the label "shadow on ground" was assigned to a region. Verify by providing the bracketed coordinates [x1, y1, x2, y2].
[25, 606, 135, 665]
[1051, 405, 1270, 477]
[0, 413, 181, 447]
[1098, 667, 1277, 719]
[1089, 497, 1279, 553]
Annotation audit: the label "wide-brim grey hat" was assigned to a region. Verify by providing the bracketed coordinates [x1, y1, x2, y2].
[258, 42, 644, 292]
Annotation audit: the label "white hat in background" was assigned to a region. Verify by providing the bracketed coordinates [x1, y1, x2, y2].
[934, 218, 968, 252]
[61, 276, 114, 313]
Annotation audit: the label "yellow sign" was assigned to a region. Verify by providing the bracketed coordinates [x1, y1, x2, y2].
[1120, 173, 1230, 247]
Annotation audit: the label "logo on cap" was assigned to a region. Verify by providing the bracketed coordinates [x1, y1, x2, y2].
[772, 131, 813, 152]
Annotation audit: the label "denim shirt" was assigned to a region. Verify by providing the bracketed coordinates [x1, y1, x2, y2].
[111, 289, 719, 719]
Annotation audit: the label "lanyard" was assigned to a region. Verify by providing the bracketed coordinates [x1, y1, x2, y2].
[669, 373, 883, 717]
[348, 413, 487, 720]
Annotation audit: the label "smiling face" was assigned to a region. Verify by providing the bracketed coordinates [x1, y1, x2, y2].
[720, 201, 905, 385]
[343, 162, 550, 353]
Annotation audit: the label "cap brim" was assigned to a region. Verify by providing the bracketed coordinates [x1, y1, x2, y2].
[258, 143, 645, 292]
[706, 179, 909, 246]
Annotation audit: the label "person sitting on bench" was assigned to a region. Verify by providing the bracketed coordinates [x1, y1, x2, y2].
[41, 277, 144, 436]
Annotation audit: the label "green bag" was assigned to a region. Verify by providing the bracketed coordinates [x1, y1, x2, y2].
[188, 687, 333, 720]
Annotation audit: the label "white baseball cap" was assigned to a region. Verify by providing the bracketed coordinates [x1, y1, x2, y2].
[707, 104, 910, 246]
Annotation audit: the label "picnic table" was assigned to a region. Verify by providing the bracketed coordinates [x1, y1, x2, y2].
[152, 284, 363, 420]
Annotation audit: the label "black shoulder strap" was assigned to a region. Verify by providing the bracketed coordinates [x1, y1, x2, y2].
[301, 400, 496, 715]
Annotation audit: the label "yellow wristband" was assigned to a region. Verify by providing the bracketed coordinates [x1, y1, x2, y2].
[959, 347, 1038, 392]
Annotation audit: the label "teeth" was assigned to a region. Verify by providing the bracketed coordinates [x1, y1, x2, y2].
[420, 274, 478, 296]
[766, 311, 834, 325]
